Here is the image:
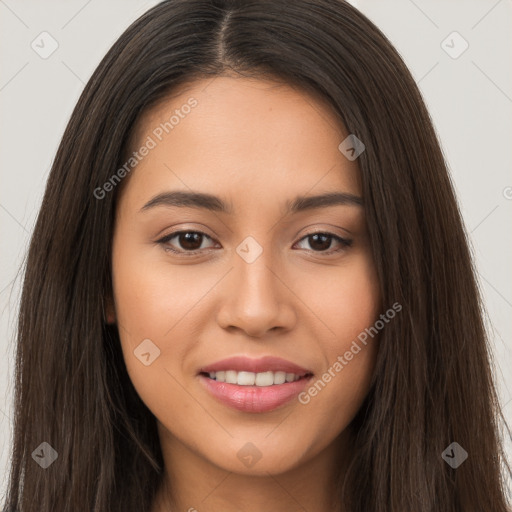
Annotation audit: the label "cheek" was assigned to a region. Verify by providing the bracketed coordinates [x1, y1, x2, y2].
[110, 239, 219, 396]
[295, 253, 380, 425]
[296, 252, 381, 344]
[110, 259, 197, 427]
[112, 243, 208, 340]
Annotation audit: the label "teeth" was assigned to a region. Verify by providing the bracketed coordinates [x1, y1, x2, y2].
[274, 371, 286, 385]
[207, 370, 302, 386]
[255, 371, 273, 386]
[226, 370, 238, 384]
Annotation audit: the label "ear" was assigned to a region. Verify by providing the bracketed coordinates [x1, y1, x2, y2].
[104, 294, 117, 324]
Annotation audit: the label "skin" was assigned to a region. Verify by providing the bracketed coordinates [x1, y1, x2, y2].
[108, 75, 381, 512]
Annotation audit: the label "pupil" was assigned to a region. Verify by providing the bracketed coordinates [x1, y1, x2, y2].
[180, 232, 202, 250]
[310, 233, 331, 251]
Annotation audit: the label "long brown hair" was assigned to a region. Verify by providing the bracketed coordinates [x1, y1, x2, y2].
[3, 0, 511, 510]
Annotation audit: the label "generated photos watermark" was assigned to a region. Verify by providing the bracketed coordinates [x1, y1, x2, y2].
[93, 97, 198, 200]
[298, 301, 402, 405]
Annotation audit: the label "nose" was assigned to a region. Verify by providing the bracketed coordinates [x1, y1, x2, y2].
[216, 248, 297, 338]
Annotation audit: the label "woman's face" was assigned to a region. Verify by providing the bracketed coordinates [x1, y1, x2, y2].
[110, 76, 381, 476]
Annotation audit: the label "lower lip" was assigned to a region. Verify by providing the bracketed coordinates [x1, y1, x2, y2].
[199, 374, 311, 413]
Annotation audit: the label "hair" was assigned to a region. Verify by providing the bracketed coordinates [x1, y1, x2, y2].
[3, 0, 511, 510]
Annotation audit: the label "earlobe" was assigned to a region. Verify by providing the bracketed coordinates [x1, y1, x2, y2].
[104, 295, 117, 324]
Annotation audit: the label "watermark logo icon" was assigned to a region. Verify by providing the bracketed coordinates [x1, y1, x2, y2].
[32, 442, 58, 468]
[338, 134, 365, 161]
[134, 338, 161, 366]
[237, 442, 262, 468]
[441, 31, 469, 59]
[442, 442, 468, 468]
[236, 236, 263, 264]
[31, 31, 59, 59]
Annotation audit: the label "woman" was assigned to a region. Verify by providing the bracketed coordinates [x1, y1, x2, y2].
[3, 0, 511, 511]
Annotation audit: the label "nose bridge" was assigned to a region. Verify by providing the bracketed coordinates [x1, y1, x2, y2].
[237, 246, 278, 302]
[216, 236, 295, 336]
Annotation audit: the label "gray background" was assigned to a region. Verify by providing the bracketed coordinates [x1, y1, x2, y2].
[1, 0, 511, 496]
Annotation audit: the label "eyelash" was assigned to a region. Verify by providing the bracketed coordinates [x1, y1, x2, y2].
[155, 230, 353, 256]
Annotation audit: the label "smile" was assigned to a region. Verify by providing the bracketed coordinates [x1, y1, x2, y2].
[198, 356, 314, 413]
[204, 370, 303, 386]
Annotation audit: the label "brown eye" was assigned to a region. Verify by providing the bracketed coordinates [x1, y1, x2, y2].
[157, 231, 217, 253]
[295, 232, 352, 253]
[177, 232, 203, 250]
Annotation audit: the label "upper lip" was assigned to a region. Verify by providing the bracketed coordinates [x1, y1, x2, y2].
[199, 356, 312, 376]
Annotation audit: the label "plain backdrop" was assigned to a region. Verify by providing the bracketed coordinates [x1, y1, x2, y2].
[1, 0, 511, 497]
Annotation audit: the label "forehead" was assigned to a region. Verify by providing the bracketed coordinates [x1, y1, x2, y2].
[121, 76, 362, 210]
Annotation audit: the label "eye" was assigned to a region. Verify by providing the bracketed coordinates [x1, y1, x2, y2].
[294, 232, 352, 254]
[156, 230, 218, 254]
[156, 230, 353, 256]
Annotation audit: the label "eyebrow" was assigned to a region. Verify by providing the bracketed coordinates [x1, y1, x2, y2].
[140, 190, 363, 214]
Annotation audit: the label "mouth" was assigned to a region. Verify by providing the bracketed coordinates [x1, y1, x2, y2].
[198, 356, 314, 413]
